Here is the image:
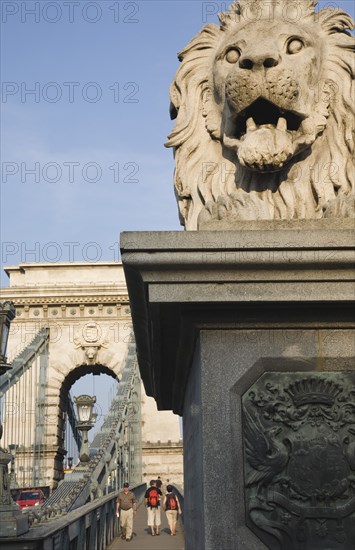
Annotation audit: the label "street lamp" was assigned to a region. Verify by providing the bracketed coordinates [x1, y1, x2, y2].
[0, 301, 28, 537]
[74, 395, 96, 463]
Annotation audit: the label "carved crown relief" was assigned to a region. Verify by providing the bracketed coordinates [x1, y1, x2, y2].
[242, 372, 355, 549]
[73, 322, 109, 365]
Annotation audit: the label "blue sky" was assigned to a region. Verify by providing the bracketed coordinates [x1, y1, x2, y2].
[1, 1, 354, 287]
[1, 1, 208, 287]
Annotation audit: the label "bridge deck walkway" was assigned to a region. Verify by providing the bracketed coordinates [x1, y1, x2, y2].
[107, 503, 185, 550]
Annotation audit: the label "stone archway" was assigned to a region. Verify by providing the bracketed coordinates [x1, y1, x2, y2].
[1, 262, 183, 490]
[55, 362, 121, 486]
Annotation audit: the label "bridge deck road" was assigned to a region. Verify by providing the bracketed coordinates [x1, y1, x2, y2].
[107, 504, 185, 550]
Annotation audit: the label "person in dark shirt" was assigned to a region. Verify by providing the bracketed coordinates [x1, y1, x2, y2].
[163, 485, 182, 536]
[144, 479, 163, 535]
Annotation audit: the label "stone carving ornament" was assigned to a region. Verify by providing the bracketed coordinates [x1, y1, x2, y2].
[73, 322, 109, 365]
[166, 0, 355, 229]
[243, 372, 355, 549]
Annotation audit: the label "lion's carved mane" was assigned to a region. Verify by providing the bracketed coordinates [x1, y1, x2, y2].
[166, 0, 355, 230]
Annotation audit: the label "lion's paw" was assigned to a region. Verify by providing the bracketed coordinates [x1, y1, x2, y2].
[227, 190, 273, 220]
[198, 190, 273, 228]
[323, 194, 355, 218]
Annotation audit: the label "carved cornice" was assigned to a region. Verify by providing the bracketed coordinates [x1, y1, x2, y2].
[1, 294, 131, 323]
[143, 441, 183, 449]
[0, 295, 129, 306]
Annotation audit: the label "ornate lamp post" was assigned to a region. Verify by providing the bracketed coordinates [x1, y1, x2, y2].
[74, 395, 96, 463]
[0, 302, 28, 537]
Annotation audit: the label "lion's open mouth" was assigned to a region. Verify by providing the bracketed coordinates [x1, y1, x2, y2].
[223, 97, 316, 172]
[233, 98, 304, 139]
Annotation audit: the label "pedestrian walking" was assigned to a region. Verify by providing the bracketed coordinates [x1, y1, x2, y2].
[116, 482, 137, 542]
[163, 485, 182, 536]
[145, 479, 163, 536]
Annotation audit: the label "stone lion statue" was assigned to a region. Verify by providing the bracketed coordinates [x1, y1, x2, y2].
[166, 0, 355, 230]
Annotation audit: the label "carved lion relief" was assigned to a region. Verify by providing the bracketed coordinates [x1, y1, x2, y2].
[74, 322, 109, 365]
[166, 0, 355, 229]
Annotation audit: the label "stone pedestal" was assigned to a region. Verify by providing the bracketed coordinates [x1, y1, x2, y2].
[121, 221, 355, 550]
[0, 449, 28, 537]
[0, 505, 29, 538]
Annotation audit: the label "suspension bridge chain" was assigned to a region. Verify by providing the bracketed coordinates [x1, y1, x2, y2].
[1, 328, 50, 489]
[1, 327, 82, 490]
[0, 327, 49, 395]
[66, 392, 82, 450]
[28, 343, 141, 525]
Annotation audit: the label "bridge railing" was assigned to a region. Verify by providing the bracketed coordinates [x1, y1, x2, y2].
[0, 483, 147, 550]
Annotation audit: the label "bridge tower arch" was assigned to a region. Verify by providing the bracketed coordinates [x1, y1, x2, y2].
[1, 262, 183, 492]
[54, 361, 132, 488]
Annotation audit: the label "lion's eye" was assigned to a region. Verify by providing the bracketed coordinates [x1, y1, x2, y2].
[286, 38, 304, 55]
[225, 48, 241, 64]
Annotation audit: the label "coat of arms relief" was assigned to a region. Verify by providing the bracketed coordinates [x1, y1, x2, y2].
[242, 372, 355, 549]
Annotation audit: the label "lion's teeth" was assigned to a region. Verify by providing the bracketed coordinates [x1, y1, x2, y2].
[277, 117, 287, 131]
[246, 117, 257, 131]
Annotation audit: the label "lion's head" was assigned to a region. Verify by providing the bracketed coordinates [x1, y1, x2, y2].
[166, 0, 355, 229]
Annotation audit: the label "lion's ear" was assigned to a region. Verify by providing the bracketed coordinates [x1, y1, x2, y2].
[318, 8, 354, 34]
[318, 8, 355, 79]
[166, 23, 222, 149]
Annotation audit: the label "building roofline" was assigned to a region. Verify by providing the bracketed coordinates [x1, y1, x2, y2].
[4, 261, 123, 277]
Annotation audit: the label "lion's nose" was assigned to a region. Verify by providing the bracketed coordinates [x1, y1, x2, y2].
[239, 53, 280, 70]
